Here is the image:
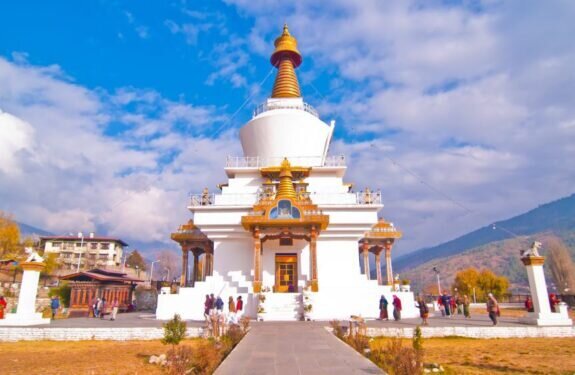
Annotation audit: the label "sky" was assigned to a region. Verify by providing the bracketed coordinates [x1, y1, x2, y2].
[0, 0, 574, 257]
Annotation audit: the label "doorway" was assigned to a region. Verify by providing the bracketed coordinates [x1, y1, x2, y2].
[275, 254, 297, 293]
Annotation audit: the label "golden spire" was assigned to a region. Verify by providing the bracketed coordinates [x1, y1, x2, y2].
[276, 158, 297, 199]
[270, 24, 302, 98]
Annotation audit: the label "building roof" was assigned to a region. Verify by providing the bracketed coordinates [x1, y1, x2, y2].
[60, 268, 142, 283]
[40, 235, 129, 246]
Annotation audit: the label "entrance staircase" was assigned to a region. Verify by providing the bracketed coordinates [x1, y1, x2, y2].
[261, 293, 303, 321]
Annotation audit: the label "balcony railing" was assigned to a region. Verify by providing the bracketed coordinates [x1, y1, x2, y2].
[225, 155, 346, 168]
[189, 190, 382, 207]
[253, 101, 319, 118]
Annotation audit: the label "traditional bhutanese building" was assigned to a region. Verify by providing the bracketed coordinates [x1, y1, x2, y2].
[157, 25, 417, 321]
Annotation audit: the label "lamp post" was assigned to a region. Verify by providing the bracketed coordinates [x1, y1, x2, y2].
[149, 260, 160, 283]
[433, 267, 441, 296]
[165, 268, 170, 283]
[76, 233, 84, 273]
[135, 265, 140, 278]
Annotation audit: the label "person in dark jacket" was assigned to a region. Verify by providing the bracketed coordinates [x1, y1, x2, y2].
[440, 291, 452, 317]
[50, 296, 60, 319]
[416, 296, 429, 326]
[379, 295, 389, 320]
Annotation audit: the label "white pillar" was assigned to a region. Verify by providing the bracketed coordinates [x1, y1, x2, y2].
[519, 256, 572, 326]
[0, 262, 51, 326]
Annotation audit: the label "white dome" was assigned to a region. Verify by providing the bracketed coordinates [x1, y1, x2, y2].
[239, 98, 334, 167]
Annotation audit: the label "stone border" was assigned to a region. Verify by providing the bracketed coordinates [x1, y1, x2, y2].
[363, 326, 575, 338]
[0, 327, 204, 342]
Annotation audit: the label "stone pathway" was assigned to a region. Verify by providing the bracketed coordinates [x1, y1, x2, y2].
[215, 322, 383, 375]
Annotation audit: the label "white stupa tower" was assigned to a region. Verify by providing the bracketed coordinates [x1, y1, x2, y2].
[157, 25, 417, 321]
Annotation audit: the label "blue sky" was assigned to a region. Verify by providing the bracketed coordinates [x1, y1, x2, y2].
[1, 1, 574, 258]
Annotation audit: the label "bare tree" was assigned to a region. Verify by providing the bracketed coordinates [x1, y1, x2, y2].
[546, 237, 575, 294]
[157, 249, 180, 282]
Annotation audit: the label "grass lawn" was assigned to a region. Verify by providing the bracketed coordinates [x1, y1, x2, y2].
[0, 340, 194, 374]
[371, 337, 575, 374]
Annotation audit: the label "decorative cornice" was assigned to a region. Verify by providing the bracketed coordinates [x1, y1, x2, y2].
[521, 256, 545, 266]
[21, 261, 45, 272]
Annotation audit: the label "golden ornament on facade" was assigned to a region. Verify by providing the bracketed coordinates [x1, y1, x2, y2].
[270, 24, 302, 98]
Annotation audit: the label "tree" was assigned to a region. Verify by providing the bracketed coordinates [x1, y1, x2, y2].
[546, 237, 575, 294]
[452, 267, 509, 301]
[42, 253, 61, 277]
[126, 250, 147, 271]
[0, 211, 21, 258]
[157, 249, 180, 282]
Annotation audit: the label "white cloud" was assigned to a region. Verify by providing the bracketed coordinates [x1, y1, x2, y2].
[0, 56, 236, 245]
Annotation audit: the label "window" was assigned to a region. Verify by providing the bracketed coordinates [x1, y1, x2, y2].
[52, 242, 62, 249]
[75, 242, 83, 247]
[101, 243, 110, 250]
[90, 242, 98, 250]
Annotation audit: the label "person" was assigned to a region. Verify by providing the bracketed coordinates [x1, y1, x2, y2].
[440, 291, 452, 318]
[99, 298, 107, 319]
[524, 296, 534, 312]
[455, 294, 463, 315]
[215, 296, 224, 314]
[437, 295, 445, 317]
[236, 296, 244, 318]
[110, 299, 119, 321]
[392, 295, 402, 321]
[379, 295, 389, 320]
[463, 295, 471, 319]
[93, 297, 101, 318]
[549, 293, 559, 312]
[228, 296, 237, 324]
[204, 295, 211, 318]
[450, 295, 457, 316]
[209, 293, 216, 314]
[416, 296, 429, 326]
[50, 296, 60, 320]
[486, 293, 499, 325]
[0, 295, 7, 319]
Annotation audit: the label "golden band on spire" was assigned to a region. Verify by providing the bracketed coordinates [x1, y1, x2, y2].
[270, 24, 302, 98]
[276, 158, 297, 199]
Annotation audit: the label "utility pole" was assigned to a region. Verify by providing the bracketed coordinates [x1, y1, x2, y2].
[433, 267, 441, 295]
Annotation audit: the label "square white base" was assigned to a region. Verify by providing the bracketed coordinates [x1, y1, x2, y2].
[0, 313, 51, 326]
[519, 312, 573, 327]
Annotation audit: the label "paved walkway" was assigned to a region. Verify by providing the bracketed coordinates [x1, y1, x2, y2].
[215, 322, 382, 375]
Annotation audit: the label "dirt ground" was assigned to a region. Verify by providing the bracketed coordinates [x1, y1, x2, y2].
[372, 337, 575, 374]
[0, 340, 181, 375]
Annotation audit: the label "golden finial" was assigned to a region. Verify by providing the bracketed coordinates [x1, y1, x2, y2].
[270, 24, 302, 98]
[276, 158, 297, 199]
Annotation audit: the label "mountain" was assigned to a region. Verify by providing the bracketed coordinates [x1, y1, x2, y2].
[394, 193, 575, 272]
[16, 221, 54, 238]
[400, 230, 575, 293]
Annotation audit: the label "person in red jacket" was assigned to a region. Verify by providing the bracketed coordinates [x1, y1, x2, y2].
[0, 296, 7, 319]
[392, 295, 402, 321]
[524, 296, 534, 312]
[236, 296, 244, 318]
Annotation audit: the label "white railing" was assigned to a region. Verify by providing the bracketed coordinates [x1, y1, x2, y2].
[253, 101, 319, 118]
[189, 191, 382, 206]
[225, 155, 346, 168]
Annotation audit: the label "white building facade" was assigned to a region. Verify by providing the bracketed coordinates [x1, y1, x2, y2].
[157, 25, 418, 321]
[40, 233, 127, 271]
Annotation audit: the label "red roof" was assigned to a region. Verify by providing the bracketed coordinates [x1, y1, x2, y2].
[60, 268, 142, 283]
[40, 236, 128, 246]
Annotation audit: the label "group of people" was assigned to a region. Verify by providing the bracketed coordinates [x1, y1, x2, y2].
[204, 294, 243, 324]
[378, 291, 501, 326]
[91, 297, 120, 320]
[437, 291, 472, 319]
[524, 293, 562, 313]
[378, 295, 403, 321]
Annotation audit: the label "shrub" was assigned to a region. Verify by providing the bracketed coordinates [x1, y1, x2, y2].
[240, 316, 250, 334]
[370, 335, 424, 375]
[329, 320, 345, 339]
[190, 340, 224, 375]
[162, 314, 187, 346]
[166, 345, 194, 375]
[345, 333, 370, 354]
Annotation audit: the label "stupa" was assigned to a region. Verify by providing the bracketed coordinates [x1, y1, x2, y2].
[156, 25, 418, 321]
